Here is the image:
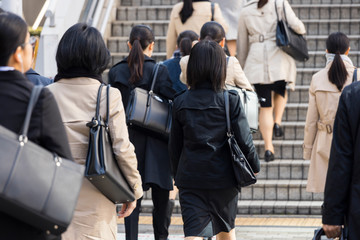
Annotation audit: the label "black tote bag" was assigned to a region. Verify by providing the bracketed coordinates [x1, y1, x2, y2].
[224, 91, 257, 188]
[275, 0, 309, 62]
[126, 63, 173, 139]
[85, 84, 135, 204]
[0, 86, 84, 235]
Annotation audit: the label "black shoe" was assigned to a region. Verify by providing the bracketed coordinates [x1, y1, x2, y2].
[264, 150, 275, 162]
[273, 123, 284, 137]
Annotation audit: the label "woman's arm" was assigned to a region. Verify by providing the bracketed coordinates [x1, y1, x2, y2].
[236, 10, 249, 68]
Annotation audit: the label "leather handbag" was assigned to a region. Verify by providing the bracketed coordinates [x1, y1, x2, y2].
[275, 0, 309, 62]
[0, 86, 84, 235]
[126, 63, 172, 139]
[226, 85, 259, 133]
[85, 84, 135, 204]
[224, 91, 257, 188]
[352, 68, 358, 82]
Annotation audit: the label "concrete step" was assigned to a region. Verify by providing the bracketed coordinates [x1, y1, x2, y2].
[290, 0, 354, 4]
[254, 139, 303, 159]
[288, 85, 309, 104]
[257, 159, 309, 180]
[281, 103, 308, 121]
[252, 121, 305, 141]
[139, 199, 322, 215]
[120, 0, 179, 6]
[107, 35, 360, 54]
[297, 51, 360, 68]
[296, 68, 320, 85]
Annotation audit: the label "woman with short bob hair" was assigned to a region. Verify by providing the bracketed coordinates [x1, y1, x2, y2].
[169, 40, 260, 240]
[47, 23, 143, 239]
[0, 11, 72, 240]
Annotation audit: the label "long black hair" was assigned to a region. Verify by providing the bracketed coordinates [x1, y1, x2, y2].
[326, 32, 350, 91]
[200, 21, 225, 43]
[187, 40, 226, 91]
[177, 30, 199, 56]
[128, 25, 155, 84]
[0, 11, 28, 66]
[179, 0, 194, 24]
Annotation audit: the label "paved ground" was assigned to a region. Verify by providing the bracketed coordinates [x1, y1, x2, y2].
[117, 214, 322, 239]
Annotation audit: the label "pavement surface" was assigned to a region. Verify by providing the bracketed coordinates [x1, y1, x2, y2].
[117, 214, 322, 240]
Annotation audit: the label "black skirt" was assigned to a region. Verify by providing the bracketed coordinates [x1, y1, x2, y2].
[179, 187, 238, 237]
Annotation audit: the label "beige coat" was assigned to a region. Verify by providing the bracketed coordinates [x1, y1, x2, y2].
[303, 62, 358, 193]
[47, 78, 143, 240]
[237, 0, 306, 90]
[180, 55, 254, 91]
[166, 1, 229, 59]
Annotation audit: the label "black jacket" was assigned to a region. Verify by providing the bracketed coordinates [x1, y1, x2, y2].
[0, 70, 72, 240]
[169, 85, 260, 189]
[108, 56, 176, 191]
[322, 81, 360, 239]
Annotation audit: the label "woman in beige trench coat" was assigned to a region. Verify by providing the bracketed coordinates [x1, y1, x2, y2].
[166, 0, 228, 59]
[237, 0, 306, 161]
[47, 23, 143, 239]
[304, 32, 358, 193]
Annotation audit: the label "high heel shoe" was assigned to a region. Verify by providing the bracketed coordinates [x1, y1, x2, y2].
[273, 123, 284, 137]
[264, 150, 275, 162]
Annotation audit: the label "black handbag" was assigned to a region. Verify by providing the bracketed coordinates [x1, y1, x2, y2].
[85, 84, 135, 204]
[0, 85, 84, 235]
[126, 63, 172, 139]
[313, 227, 348, 240]
[275, 0, 309, 62]
[224, 91, 257, 188]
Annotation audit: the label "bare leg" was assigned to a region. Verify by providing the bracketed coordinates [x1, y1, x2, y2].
[259, 106, 274, 153]
[226, 40, 237, 56]
[216, 229, 236, 240]
[273, 90, 288, 125]
[185, 237, 203, 240]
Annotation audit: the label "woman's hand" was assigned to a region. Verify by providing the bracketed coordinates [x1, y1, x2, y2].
[323, 224, 341, 239]
[118, 200, 137, 218]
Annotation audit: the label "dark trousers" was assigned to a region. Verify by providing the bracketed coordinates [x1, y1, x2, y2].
[125, 184, 170, 240]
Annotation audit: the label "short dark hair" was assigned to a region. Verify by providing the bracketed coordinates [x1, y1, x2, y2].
[187, 40, 226, 91]
[177, 30, 199, 56]
[0, 11, 28, 65]
[200, 21, 225, 43]
[56, 23, 110, 76]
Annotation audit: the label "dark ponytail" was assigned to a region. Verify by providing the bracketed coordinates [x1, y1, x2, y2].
[326, 32, 350, 91]
[177, 30, 199, 56]
[258, 0, 268, 8]
[200, 21, 225, 43]
[127, 25, 154, 84]
[179, 0, 193, 24]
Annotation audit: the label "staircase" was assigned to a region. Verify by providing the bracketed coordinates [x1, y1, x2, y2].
[107, 0, 360, 215]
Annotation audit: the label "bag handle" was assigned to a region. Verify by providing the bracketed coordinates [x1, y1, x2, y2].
[353, 68, 358, 82]
[95, 84, 105, 121]
[105, 84, 110, 127]
[20, 85, 43, 141]
[211, 2, 215, 21]
[224, 90, 232, 136]
[149, 63, 161, 93]
[274, 0, 287, 23]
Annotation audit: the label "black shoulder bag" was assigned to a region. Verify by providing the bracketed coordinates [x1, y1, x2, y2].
[0, 86, 84, 235]
[224, 91, 257, 189]
[275, 0, 309, 62]
[85, 84, 135, 204]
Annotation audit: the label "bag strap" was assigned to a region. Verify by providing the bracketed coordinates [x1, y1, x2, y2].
[149, 63, 161, 93]
[274, 0, 279, 22]
[353, 68, 358, 82]
[95, 84, 105, 121]
[274, 0, 287, 23]
[105, 84, 110, 126]
[211, 2, 215, 21]
[282, 0, 288, 23]
[20, 85, 43, 139]
[224, 90, 232, 136]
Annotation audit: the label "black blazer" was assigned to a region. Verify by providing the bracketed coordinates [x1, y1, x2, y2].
[169, 85, 260, 189]
[0, 70, 72, 239]
[108, 56, 176, 191]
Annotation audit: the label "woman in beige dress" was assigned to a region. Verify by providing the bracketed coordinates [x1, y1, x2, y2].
[304, 32, 358, 193]
[47, 23, 143, 240]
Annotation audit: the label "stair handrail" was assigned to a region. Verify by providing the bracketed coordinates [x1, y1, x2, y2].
[45, 0, 58, 27]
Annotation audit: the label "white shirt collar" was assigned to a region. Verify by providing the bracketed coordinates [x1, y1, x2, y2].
[0, 66, 15, 72]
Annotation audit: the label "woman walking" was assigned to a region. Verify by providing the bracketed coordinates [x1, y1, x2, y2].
[0, 11, 72, 240]
[169, 40, 260, 240]
[108, 25, 176, 240]
[47, 23, 143, 239]
[237, 0, 306, 162]
[166, 0, 228, 59]
[304, 32, 358, 193]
